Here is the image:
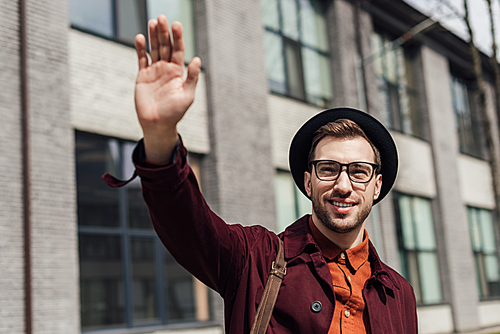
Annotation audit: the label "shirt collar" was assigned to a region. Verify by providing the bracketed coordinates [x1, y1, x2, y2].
[308, 217, 370, 272]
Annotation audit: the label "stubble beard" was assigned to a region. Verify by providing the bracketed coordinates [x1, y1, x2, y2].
[311, 186, 373, 234]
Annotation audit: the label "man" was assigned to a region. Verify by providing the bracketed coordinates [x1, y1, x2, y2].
[106, 15, 417, 333]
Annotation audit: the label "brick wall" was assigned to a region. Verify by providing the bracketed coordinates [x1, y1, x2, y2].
[25, 0, 80, 333]
[422, 44, 479, 332]
[195, 0, 276, 230]
[0, 0, 26, 332]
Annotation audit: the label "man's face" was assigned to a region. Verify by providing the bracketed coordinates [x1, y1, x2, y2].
[304, 136, 382, 234]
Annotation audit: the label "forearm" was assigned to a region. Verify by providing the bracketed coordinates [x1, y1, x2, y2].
[134, 138, 246, 295]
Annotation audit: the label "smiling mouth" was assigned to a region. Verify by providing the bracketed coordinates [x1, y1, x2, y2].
[331, 201, 355, 208]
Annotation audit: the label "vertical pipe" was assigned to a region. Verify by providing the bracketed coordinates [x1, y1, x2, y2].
[20, 0, 32, 333]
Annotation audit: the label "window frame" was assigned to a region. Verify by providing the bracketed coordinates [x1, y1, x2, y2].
[467, 206, 500, 300]
[262, 0, 333, 108]
[76, 131, 209, 332]
[370, 30, 422, 139]
[274, 169, 310, 232]
[450, 74, 486, 159]
[393, 192, 443, 306]
[69, 0, 195, 62]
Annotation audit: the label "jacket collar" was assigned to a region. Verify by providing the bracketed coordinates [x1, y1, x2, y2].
[282, 214, 400, 290]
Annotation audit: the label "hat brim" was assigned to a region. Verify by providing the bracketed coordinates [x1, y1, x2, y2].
[289, 107, 398, 204]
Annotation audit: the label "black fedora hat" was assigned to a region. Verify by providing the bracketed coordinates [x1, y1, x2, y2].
[289, 107, 398, 204]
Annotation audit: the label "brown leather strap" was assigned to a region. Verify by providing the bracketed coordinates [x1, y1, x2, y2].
[250, 238, 287, 334]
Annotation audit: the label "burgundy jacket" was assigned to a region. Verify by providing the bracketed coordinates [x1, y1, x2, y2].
[129, 139, 418, 334]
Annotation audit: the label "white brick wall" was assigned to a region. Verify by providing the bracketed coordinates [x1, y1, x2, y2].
[457, 155, 496, 209]
[25, 0, 80, 333]
[393, 132, 437, 198]
[477, 300, 500, 328]
[268, 95, 322, 170]
[422, 44, 480, 332]
[0, 0, 27, 332]
[417, 304, 454, 334]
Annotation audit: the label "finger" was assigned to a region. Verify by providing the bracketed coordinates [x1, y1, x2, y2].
[184, 57, 201, 95]
[157, 14, 172, 61]
[171, 21, 185, 66]
[135, 34, 149, 70]
[148, 19, 159, 63]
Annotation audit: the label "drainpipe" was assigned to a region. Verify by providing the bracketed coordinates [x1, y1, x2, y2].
[20, 0, 32, 333]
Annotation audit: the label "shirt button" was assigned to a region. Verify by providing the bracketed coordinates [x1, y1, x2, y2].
[311, 301, 322, 313]
[340, 252, 346, 260]
[345, 309, 350, 318]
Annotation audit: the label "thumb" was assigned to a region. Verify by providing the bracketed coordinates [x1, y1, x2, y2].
[184, 57, 201, 95]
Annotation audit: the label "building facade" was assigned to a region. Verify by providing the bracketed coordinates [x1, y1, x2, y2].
[1, 0, 499, 333]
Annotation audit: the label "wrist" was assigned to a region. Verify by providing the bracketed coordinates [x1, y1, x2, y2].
[143, 129, 179, 164]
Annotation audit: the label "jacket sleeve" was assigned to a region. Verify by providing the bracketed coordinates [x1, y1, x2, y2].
[132, 137, 261, 298]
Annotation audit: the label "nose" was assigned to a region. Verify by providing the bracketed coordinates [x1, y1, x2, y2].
[333, 169, 353, 194]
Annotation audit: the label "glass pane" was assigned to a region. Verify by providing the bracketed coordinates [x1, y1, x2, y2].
[370, 33, 384, 77]
[302, 47, 332, 107]
[80, 235, 124, 329]
[164, 251, 195, 322]
[485, 255, 500, 282]
[122, 143, 153, 230]
[398, 195, 415, 250]
[131, 238, 158, 324]
[406, 251, 421, 303]
[383, 46, 398, 84]
[285, 40, 305, 100]
[128, 186, 153, 229]
[413, 197, 436, 251]
[275, 172, 297, 232]
[148, 0, 196, 61]
[295, 185, 311, 218]
[281, 0, 299, 40]
[468, 208, 482, 252]
[117, 0, 147, 44]
[299, 0, 328, 51]
[69, 0, 114, 37]
[264, 31, 287, 94]
[479, 209, 496, 254]
[418, 252, 442, 304]
[261, 0, 280, 30]
[376, 77, 391, 127]
[76, 132, 120, 228]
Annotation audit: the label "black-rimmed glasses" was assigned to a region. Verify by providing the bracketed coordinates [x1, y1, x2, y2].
[309, 160, 379, 183]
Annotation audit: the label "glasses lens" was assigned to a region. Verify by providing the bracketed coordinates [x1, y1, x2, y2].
[316, 161, 340, 180]
[348, 163, 373, 182]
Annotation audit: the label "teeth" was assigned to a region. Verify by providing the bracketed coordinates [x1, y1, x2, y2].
[332, 201, 354, 207]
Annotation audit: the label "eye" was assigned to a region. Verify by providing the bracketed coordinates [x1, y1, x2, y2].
[317, 162, 339, 176]
[349, 163, 372, 179]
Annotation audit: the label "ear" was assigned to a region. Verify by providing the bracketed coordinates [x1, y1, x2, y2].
[304, 171, 312, 197]
[373, 174, 382, 200]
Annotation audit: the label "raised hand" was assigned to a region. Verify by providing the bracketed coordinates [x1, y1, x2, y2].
[134, 15, 201, 163]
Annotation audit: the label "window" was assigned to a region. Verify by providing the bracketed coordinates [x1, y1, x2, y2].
[394, 193, 442, 304]
[76, 131, 209, 331]
[371, 31, 421, 138]
[451, 75, 485, 158]
[69, 0, 195, 61]
[261, 0, 333, 107]
[275, 170, 310, 232]
[468, 207, 500, 299]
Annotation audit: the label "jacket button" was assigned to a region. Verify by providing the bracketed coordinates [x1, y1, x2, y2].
[311, 301, 322, 313]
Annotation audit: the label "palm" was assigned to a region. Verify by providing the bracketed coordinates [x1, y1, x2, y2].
[135, 61, 192, 130]
[134, 16, 200, 134]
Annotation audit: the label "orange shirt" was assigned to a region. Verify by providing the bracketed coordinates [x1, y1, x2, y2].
[309, 218, 372, 334]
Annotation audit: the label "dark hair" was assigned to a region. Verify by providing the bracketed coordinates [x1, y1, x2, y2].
[307, 118, 382, 173]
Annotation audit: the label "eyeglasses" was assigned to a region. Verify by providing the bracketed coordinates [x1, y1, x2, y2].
[309, 160, 379, 183]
